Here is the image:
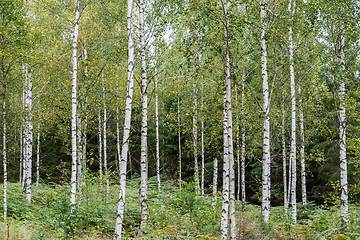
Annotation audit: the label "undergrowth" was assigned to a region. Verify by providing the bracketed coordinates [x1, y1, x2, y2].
[0, 177, 359, 239]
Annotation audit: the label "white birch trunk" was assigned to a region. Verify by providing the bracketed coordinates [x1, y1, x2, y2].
[178, 95, 182, 191]
[70, 0, 80, 209]
[139, 0, 148, 229]
[82, 43, 89, 177]
[339, 28, 348, 224]
[193, 82, 200, 193]
[23, 65, 33, 204]
[77, 115, 82, 200]
[282, 77, 288, 213]
[224, 9, 235, 239]
[103, 85, 109, 197]
[19, 125, 23, 184]
[241, 77, 246, 211]
[236, 121, 240, 201]
[98, 111, 103, 180]
[299, 85, 307, 210]
[289, 0, 297, 223]
[116, 106, 121, 176]
[212, 157, 218, 207]
[36, 123, 40, 186]
[155, 75, 161, 191]
[3, 92, 7, 221]
[21, 89, 25, 189]
[201, 98, 205, 195]
[261, 0, 271, 223]
[222, 0, 235, 237]
[221, 104, 230, 240]
[114, 0, 134, 236]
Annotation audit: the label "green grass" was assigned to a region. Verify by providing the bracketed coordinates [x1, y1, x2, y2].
[1, 177, 360, 239]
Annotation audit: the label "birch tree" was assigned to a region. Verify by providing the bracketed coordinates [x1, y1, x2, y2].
[23, 65, 33, 203]
[2, 85, 7, 221]
[155, 75, 161, 191]
[192, 80, 200, 193]
[70, 0, 80, 209]
[36, 123, 40, 186]
[241, 75, 246, 211]
[178, 94, 182, 191]
[339, 23, 348, 224]
[288, 0, 297, 223]
[103, 85, 109, 197]
[114, 0, 134, 236]
[299, 85, 307, 210]
[221, 0, 235, 237]
[212, 157, 218, 207]
[139, 0, 149, 229]
[260, 0, 271, 223]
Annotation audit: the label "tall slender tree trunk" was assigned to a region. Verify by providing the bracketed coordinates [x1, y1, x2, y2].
[339, 27, 348, 224]
[82, 43, 89, 178]
[98, 111, 103, 180]
[178, 95, 182, 191]
[281, 69, 288, 214]
[139, 0, 148, 229]
[236, 117, 240, 201]
[241, 75, 246, 211]
[77, 115, 83, 200]
[155, 75, 161, 191]
[260, 0, 271, 223]
[212, 157, 218, 207]
[21, 89, 25, 188]
[3, 91, 7, 221]
[221, 0, 235, 237]
[193, 81, 200, 193]
[36, 123, 40, 186]
[201, 94, 205, 195]
[288, 0, 297, 223]
[114, 0, 134, 236]
[221, 104, 230, 240]
[299, 85, 307, 210]
[23, 65, 33, 204]
[116, 106, 121, 176]
[70, 0, 80, 209]
[103, 85, 109, 197]
[19, 125, 23, 184]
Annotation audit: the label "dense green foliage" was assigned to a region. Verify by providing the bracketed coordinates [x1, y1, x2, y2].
[1, 179, 360, 239]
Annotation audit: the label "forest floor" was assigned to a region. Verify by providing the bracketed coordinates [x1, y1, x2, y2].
[0, 177, 359, 239]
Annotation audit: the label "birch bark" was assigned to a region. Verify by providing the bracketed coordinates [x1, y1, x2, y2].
[241, 76, 246, 211]
[19, 125, 23, 184]
[155, 75, 161, 190]
[139, 0, 148, 228]
[114, 0, 134, 236]
[3, 90, 7, 221]
[178, 95, 182, 191]
[221, 0, 235, 237]
[23, 65, 33, 204]
[339, 27, 348, 224]
[36, 123, 40, 186]
[98, 111, 103, 179]
[281, 72, 288, 213]
[103, 85, 109, 197]
[260, 0, 271, 223]
[201, 94, 205, 195]
[299, 85, 307, 210]
[288, 0, 297, 223]
[212, 157, 218, 207]
[193, 81, 200, 193]
[70, 0, 80, 209]
[116, 106, 121, 174]
[220, 103, 229, 240]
